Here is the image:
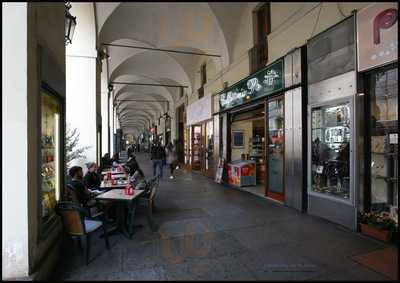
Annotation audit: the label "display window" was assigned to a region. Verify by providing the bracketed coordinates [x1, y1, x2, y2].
[310, 101, 352, 200]
[40, 90, 62, 227]
[368, 67, 398, 213]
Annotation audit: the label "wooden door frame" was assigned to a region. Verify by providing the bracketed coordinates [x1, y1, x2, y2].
[265, 94, 285, 202]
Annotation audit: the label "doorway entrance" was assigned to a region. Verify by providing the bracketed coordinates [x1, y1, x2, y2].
[191, 125, 202, 171]
[177, 104, 185, 163]
[205, 120, 215, 177]
[265, 95, 285, 201]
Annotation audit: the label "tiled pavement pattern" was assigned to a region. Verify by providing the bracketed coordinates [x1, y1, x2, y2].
[52, 152, 394, 281]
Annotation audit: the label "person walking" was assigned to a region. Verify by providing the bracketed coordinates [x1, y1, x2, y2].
[127, 144, 134, 158]
[165, 141, 178, 179]
[150, 140, 165, 178]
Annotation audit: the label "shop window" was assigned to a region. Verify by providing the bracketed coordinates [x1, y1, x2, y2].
[307, 16, 355, 85]
[311, 102, 351, 200]
[41, 90, 61, 229]
[369, 67, 398, 212]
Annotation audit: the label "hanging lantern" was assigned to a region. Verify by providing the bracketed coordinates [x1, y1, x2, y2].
[65, 2, 77, 45]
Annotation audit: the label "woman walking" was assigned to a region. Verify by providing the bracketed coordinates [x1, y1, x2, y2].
[165, 141, 178, 179]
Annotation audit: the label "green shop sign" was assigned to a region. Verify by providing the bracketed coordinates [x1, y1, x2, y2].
[219, 59, 284, 111]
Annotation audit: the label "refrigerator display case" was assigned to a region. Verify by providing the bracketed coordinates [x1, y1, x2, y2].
[310, 99, 353, 201]
[227, 160, 257, 187]
[41, 90, 62, 225]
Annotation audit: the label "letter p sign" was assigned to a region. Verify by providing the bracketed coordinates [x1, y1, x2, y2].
[373, 8, 398, 44]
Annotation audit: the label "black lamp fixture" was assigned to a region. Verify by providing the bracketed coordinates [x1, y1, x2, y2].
[160, 111, 171, 120]
[65, 2, 77, 45]
[108, 84, 114, 92]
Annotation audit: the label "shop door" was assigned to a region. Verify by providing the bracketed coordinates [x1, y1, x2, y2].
[205, 120, 215, 177]
[192, 125, 202, 170]
[266, 95, 285, 201]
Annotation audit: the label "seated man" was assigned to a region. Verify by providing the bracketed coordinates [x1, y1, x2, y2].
[126, 156, 139, 176]
[67, 166, 96, 207]
[69, 165, 116, 221]
[83, 162, 102, 191]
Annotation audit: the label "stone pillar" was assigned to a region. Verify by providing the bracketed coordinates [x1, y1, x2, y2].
[65, 3, 98, 171]
[2, 3, 30, 279]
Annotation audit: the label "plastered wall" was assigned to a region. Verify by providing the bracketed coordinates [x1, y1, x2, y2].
[188, 2, 370, 117]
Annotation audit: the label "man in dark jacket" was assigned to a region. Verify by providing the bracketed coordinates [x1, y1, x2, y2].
[83, 162, 102, 190]
[126, 156, 139, 176]
[101, 153, 112, 169]
[150, 141, 165, 178]
[127, 144, 134, 158]
[67, 166, 95, 206]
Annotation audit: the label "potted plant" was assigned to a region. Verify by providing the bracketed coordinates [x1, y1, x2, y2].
[359, 211, 398, 242]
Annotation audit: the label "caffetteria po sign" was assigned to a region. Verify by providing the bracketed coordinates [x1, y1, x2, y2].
[219, 59, 284, 111]
[357, 3, 398, 72]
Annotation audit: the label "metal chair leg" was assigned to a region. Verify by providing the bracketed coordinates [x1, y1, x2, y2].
[86, 234, 91, 265]
[77, 236, 83, 251]
[103, 225, 110, 250]
[147, 202, 157, 232]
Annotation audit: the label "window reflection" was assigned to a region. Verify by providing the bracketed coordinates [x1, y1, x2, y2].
[311, 102, 351, 200]
[370, 68, 398, 212]
[41, 91, 61, 223]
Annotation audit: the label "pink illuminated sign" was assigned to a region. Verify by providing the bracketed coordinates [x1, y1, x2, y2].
[357, 3, 398, 72]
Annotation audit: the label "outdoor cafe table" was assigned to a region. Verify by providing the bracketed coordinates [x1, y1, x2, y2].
[101, 172, 128, 180]
[96, 189, 144, 239]
[99, 180, 129, 189]
[101, 170, 127, 177]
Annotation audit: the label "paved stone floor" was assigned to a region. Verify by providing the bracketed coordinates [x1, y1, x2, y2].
[52, 152, 395, 281]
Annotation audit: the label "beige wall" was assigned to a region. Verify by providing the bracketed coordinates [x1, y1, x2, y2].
[187, 2, 371, 114]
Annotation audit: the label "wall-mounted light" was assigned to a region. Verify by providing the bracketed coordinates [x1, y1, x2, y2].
[65, 2, 77, 45]
[108, 84, 114, 92]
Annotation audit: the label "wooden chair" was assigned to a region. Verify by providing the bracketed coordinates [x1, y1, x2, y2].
[55, 201, 110, 265]
[66, 184, 103, 219]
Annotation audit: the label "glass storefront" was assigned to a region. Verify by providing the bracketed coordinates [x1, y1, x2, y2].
[311, 101, 351, 200]
[192, 125, 202, 170]
[229, 105, 265, 196]
[267, 97, 285, 197]
[41, 90, 61, 225]
[205, 120, 214, 171]
[369, 67, 398, 212]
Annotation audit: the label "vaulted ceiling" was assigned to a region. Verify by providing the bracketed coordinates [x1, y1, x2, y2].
[94, 2, 251, 134]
